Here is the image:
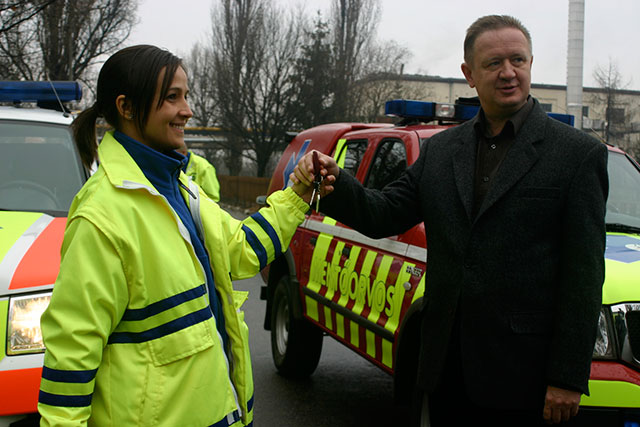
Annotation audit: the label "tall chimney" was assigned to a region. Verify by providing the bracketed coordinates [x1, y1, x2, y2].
[567, 0, 585, 129]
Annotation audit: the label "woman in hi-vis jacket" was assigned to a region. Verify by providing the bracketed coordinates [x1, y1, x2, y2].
[37, 45, 314, 427]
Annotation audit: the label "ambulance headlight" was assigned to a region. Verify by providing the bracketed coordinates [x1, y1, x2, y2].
[593, 308, 614, 359]
[593, 304, 640, 363]
[7, 293, 51, 355]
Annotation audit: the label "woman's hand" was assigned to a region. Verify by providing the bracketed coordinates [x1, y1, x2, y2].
[290, 150, 339, 204]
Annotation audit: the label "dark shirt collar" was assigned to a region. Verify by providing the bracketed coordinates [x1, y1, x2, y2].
[113, 130, 187, 192]
[473, 96, 534, 138]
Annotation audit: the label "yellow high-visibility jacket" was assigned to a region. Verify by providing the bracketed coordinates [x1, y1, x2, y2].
[185, 151, 221, 202]
[38, 132, 308, 426]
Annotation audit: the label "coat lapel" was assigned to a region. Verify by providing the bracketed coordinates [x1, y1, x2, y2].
[452, 122, 477, 222]
[475, 104, 548, 219]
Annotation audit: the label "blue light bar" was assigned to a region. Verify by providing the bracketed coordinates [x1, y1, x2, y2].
[455, 104, 479, 121]
[0, 81, 82, 103]
[385, 100, 436, 119]
[548, 112, 575, 126]
[385, 99, 575, 127]
[385, 99, 478, 123]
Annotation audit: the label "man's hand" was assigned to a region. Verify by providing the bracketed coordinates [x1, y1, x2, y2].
[543, 386, 581, 424]
[291, 150, 338, 202]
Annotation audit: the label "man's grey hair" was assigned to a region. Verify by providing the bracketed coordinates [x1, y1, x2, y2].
[463, 15, 532, 65]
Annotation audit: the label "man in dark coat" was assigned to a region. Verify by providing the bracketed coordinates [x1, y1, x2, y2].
[293, 15, 608, 426]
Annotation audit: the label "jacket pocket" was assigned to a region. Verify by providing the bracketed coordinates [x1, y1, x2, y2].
[148, 319, 215, 366]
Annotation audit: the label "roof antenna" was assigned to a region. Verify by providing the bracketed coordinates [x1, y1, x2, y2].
[46, 74, 69, 117]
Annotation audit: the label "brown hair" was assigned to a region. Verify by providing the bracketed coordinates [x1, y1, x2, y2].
[72, 45, 183, 168]
[463, 15, 532, 65]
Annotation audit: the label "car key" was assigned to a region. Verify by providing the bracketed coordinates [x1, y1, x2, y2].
[310, 151, 323, 211]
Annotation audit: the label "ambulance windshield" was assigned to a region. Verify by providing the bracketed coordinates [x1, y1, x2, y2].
[0, 121, 84, 213]
[606, 151, 640, 230]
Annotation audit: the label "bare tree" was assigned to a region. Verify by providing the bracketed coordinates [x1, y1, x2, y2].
[184, 42, 218, 128]
[286, 13, 336, 130]
[0, 0, 138, 82]
[211, 0, 302, 177]
[40, 0, 138, 81]
[195, 0, 426, 176]
[351, 39, 415, 122]
[288, 1, 415, 127]
[330, 0, 380, 120]
[209, 0, 260, 175]
[0, 1, 55, 34]
[592, 59, 628, 143]
[591, 59, 640, 159]
[0, 1, 46, 79]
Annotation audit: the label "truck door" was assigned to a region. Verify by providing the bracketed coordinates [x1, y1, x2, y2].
[301, 136, 426, 373]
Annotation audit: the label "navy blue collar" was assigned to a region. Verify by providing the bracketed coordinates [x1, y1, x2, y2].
[113, 130, 187, 193]
[182, 151, 192, 173]
[111, 132, 230, 353]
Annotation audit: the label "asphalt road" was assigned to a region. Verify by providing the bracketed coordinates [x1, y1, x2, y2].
[234, 275, 412, 427]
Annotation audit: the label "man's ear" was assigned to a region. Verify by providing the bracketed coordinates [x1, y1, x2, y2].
[115, 95, 133, 120]
[461, 62, 475, 88]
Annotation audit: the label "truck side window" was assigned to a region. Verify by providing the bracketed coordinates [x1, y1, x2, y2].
[365, 140, 407, 190]
[337, 140, 367, 177]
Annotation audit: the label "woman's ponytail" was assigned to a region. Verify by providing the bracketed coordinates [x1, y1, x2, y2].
[72, 104, 100, 169]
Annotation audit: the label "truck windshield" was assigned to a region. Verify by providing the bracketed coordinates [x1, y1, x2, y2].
[0, 121, 85, 213]
[606, 151, 640, 230]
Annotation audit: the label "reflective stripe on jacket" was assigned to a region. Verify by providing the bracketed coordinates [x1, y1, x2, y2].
[38, 132, 308, 426]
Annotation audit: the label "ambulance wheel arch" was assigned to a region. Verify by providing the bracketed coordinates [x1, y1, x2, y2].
[270, 274, 324, 378]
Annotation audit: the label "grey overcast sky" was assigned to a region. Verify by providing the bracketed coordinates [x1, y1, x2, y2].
[128, 0, 640, 91]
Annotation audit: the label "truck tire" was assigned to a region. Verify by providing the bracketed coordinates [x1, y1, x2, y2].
[270, 275, 323, 378]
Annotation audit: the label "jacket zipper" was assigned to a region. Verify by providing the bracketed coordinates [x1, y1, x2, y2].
[183, 178, 243, 419]
[120, 179, 243, 418]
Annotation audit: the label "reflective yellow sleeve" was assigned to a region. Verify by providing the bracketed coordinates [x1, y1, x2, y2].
[38, 217, 128, 426]
[188, 154, 221, 202]
[196, 162, 220, 202]
[223, 187, 308, 280]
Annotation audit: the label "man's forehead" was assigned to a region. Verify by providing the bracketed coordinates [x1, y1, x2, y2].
[474, 28, 532, 55]
[476, 27, 529, 43]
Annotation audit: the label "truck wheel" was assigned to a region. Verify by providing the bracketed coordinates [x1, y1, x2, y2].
[270, 276, 323, 378]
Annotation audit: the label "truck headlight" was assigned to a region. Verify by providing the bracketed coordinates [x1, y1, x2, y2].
[7, 293, 51, 355]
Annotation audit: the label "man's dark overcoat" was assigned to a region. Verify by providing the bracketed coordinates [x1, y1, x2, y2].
[321, 99, 609, 409]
